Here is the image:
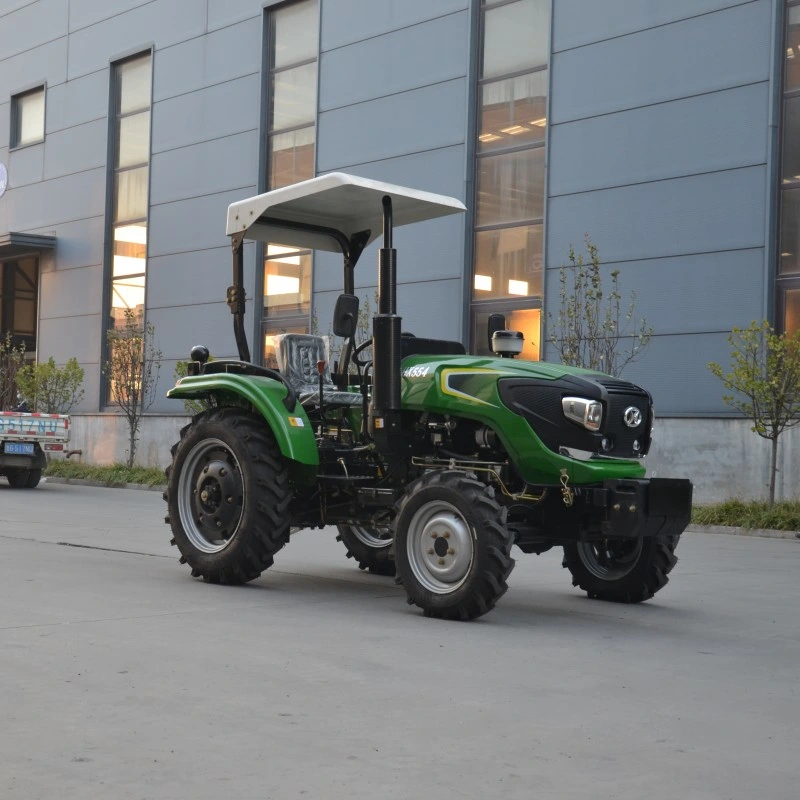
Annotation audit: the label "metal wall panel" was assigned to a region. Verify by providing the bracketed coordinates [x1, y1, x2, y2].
[0, 0, 67, 62]
[321, 0, 468, 51]
[68, 0, 151, 31]
[151, 74, 260, 154]
[37, 313, 101, 364]
[45, 69, 110, 135]
[0, 37, 68, 99]
[0, 167, 106, 231]
[149, 130, 258, 206]
[39, 264, 103, 320]
[550, 0, 771, 124]
[319, 11, 469, 111]
[552, 0, 757, 52]
[24, 217, 106, 272]
[206, 0, 260, 32]
[549, 83, 769, 196]
[314, 276, 464, 346]
[0, 102, 8, 150]
[317, 79, 467, 170]
[546, 166, 766, 267]
[146, 246, 238, 309]
[544, 249, 765, 338]
[7, 143, 44, 186]
[152, 19, 261, 102]
[43, 118, 107, 181]
[617, 332, 738, 414]
[148, 186, 256, 259]
[67, 0, 206, 80]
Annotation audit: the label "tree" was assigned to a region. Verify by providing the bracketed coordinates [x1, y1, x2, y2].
[104, 309, 162, 467]
[0, 333, 26, 410]
[17, 357, 85, 413]
[547, 236, 653, 376]
[709, 320, 800, 506]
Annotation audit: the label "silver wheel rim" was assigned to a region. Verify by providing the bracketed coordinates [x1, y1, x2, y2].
[177, 437, 245, 554]
[349, 525, 392, 549]
[576, 539, 643, 580]
[406, 500, 474, 594]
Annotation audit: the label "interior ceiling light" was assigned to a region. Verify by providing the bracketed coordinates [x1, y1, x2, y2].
[114, 224, 147, 244]
[530, 117, 547, 127]
[500, 125, 528, 135]
[474, 274, 492, 291]
[508, 279, 529, 295]
[478, 133, 501, 143]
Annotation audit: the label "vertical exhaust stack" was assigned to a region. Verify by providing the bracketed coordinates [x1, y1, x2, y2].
[370, 195, 403, 448]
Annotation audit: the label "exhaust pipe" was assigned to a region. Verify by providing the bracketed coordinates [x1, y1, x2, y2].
[370, 196, 403, 445]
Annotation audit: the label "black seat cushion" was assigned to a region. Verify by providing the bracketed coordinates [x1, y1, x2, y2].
[400, 334, 466, 359]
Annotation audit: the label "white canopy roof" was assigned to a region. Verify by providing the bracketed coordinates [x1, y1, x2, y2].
[226, 172, 466, 252]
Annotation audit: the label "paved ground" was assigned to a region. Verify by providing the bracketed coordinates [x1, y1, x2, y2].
[1, 481, 798, 800]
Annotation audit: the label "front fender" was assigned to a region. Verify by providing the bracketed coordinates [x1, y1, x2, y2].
[167, 373, 319, 471]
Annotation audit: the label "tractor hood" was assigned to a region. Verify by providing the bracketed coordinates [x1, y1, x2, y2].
[400, 353, 653, 475]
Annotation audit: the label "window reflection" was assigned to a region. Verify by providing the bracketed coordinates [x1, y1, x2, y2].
[474, 225, 543, 301]
[785, 288, 800, 333]
[479, 72, 547, 152]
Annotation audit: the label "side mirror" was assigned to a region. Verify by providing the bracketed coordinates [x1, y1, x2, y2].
[487, 313, 506, 351]
[333, 293, 359, 338]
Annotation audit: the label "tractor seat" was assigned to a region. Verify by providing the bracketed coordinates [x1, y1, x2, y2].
[272, 333, 362, 407]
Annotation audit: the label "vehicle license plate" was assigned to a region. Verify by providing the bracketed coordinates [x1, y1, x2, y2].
[4, 442, 35, 455]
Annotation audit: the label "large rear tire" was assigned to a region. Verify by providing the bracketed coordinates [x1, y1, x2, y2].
[164, 408, 292, 584]
[5, 468, 40, 489]
[393, 470, 514, 621]
[562, 535, 680, 603]
[336, 524, 395, 575]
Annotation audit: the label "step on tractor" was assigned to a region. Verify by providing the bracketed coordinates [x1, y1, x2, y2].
[164, 173, 693, 621]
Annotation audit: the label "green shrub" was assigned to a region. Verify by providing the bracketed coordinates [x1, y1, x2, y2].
[17, 357, 84, 413]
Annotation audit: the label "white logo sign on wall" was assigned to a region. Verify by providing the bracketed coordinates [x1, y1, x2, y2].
[0, 162, 7, 198]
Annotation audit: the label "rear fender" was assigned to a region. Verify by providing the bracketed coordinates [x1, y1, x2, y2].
[167, 373, 319, 480]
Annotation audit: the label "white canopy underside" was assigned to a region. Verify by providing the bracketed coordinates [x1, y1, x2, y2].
[226, 172, 466, 252]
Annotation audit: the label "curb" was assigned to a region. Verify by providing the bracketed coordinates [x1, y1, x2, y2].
[687, 524, 799, 541]
[44, 476, 165, 492]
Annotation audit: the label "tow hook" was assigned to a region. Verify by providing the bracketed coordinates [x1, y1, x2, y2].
[559, 469, 574, 507]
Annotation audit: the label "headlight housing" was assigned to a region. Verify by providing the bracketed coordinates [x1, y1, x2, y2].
[562, 396, 603, 431]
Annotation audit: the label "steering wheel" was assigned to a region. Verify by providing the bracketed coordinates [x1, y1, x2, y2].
[352, 338, 373, 368]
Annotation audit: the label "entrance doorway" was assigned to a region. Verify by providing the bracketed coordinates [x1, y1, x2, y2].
[0, 256, 39, 355]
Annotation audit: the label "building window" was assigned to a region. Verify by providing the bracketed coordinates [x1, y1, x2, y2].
[779, 2, 800, 333]
[0, 257, 39, 354]
[107, 52, 151, 339]
[471, 0, 550, 359]
[262, 0, 319, 360]
[10, 86, 45, 148]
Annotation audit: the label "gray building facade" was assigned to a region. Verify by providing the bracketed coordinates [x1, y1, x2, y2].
[1, 0, 798, 500]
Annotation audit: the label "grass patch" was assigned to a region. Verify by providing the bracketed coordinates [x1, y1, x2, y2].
[45, 460, 165, 487]
[692, 500, 800, 531]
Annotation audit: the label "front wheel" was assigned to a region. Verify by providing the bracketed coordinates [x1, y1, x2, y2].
[336, 524, 395, 575]
[562, 535, 680, 603]
[165, 408, 292, 584]
[393, 470, 514, 621]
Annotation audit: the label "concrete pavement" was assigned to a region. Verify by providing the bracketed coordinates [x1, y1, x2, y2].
[1, 481, 798, 799]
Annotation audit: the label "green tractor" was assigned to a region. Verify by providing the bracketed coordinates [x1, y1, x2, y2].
[164, 173, 692, 621]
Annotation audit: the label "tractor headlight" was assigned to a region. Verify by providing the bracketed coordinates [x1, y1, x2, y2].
[562, 397, 603, 432]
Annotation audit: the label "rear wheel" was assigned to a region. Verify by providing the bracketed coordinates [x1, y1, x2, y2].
[336, 524, 395, 575]
[393, 470, 514, 621]
[165, 408, 292, 584]
[5, 468, 40, 489]
[562, 535, 680, 603]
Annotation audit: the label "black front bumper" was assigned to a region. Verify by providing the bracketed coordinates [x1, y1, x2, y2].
[541, 477, 693, 541]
